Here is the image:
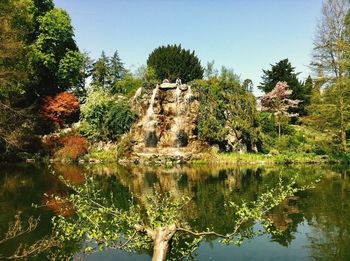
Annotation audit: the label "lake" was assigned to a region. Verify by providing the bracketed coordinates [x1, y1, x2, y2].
[0, 163, 349, 260]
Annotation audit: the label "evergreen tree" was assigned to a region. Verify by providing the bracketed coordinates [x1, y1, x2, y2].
[91, 51, 110, 89]
[259, 59, 301, 94]
[109, 50, 125, 86]
[147, 44, 203, 83]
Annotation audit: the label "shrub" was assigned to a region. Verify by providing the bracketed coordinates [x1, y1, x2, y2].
[80, 90, 137, 141]
[41, 92, 80, 127]
[54, 135, 88, 161]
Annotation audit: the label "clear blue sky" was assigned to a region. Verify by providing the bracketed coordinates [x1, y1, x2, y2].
[55, 0, 323, 94]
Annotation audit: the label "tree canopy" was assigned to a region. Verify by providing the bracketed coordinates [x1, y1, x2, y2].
[147, 44, 204, 83]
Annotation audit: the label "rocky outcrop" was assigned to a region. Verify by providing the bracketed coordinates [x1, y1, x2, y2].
[128, 84, 204, 159]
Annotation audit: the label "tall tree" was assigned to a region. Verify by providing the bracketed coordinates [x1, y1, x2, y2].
[29, 8, 83, 98]
[0, 0, 31, 99]
[91, 51, 111, 90]
[0, 0, 36, 153]
[311, 0, 349, 80]
[259, 59, 301, 93]
[109, 50, 125, 86]
[147, 44, 203, 83]
[308, 0, 350, 151]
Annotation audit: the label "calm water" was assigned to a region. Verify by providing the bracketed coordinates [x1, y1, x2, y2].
[0, 163, 350, 260]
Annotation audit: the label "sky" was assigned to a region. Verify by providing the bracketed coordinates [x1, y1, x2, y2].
[55, 0, 324, 95]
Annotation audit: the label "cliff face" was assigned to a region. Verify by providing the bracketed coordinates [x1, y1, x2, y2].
[128, 84, 204, 157]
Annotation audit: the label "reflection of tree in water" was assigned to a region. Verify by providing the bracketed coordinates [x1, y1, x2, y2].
[0, 164, 65, 259]
[83, 164, 324, 245]
[299, 171, 350, 261]
[54, 163, 350, 259]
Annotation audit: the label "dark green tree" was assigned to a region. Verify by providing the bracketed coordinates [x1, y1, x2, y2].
[109, 50, 125, 86]
[259, 59, 313, 116]
[259, 59, 301, 94]
[91, 51, 110, 89]
[147, 44, 203, 83]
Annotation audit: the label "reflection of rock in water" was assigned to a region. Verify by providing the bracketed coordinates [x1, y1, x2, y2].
[176, 130, 188, 147]
[145, 131, 158, 147]
[127, 83, 203, 157]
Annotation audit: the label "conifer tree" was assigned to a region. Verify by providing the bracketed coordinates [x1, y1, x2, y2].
[147, 44, 203, 83]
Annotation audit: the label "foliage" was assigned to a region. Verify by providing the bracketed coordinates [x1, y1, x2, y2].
[54, 135, 88, 161]
[41, 92, 80, 127]
[42, 131, 88, 161]
[307, 0, 350, 151]
[305, 78, 350, 151]
[311, 0, 349, 80]
[29, 7, 83, 97]
[260, 82, 300, 137]
[80, 90, 137, 141]
[259, 59, 301, 94]
[195, 68, 261, 152]
[147, 44, 204, 83]
[112, 72, 141, 97]
[91, 51, 126, 92]
[0, 0, 32, 99]
[52, 172, 312, 261]
[258, 59, 312, 116]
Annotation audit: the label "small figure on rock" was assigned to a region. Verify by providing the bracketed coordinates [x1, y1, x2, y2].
[176, 77, 182, 85]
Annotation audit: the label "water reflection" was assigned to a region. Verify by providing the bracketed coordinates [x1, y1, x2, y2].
[0, 163, 350, 260]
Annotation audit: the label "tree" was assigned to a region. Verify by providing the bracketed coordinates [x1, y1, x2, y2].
[29, 8, 82, 98]
[259, 59, 301, 93]
[306, 78, 350, 151]
[196, 67, 261, 152]
[91, 51, 112, 90]
[147, 44, 204, 83]
[41, 92, 80, 128]
[308, 0, 350, 151]
[53, 174, 311, 261]
[311, 0, 349, 80]
[204, 60, 218, 79]
[109, 50, 126, 85]
[0, 0, 30, 99]
[260, 82, 300, 137]
[80, 90, 137, 141]
[0, 0, 37, 153]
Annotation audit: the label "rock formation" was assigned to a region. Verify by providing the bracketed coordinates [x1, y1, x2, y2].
[128, 83, 203, 158]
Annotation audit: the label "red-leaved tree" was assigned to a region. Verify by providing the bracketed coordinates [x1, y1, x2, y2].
[260, 81, 300, 137]
[41, 92, 80, 128]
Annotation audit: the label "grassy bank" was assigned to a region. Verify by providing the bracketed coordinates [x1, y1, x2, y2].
[192, 151, 338, 165]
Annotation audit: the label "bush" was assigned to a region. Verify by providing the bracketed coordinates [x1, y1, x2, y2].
[80, 90, 137, 141]
[43, 131, 88, 161]
[54, 136, 88, 161]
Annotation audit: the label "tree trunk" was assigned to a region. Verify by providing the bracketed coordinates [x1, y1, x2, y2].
[340, 96, 347, 152]
[150, 225, 177, 261]
[278, 122, 281, 138]
[341, 127, 346, 152]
